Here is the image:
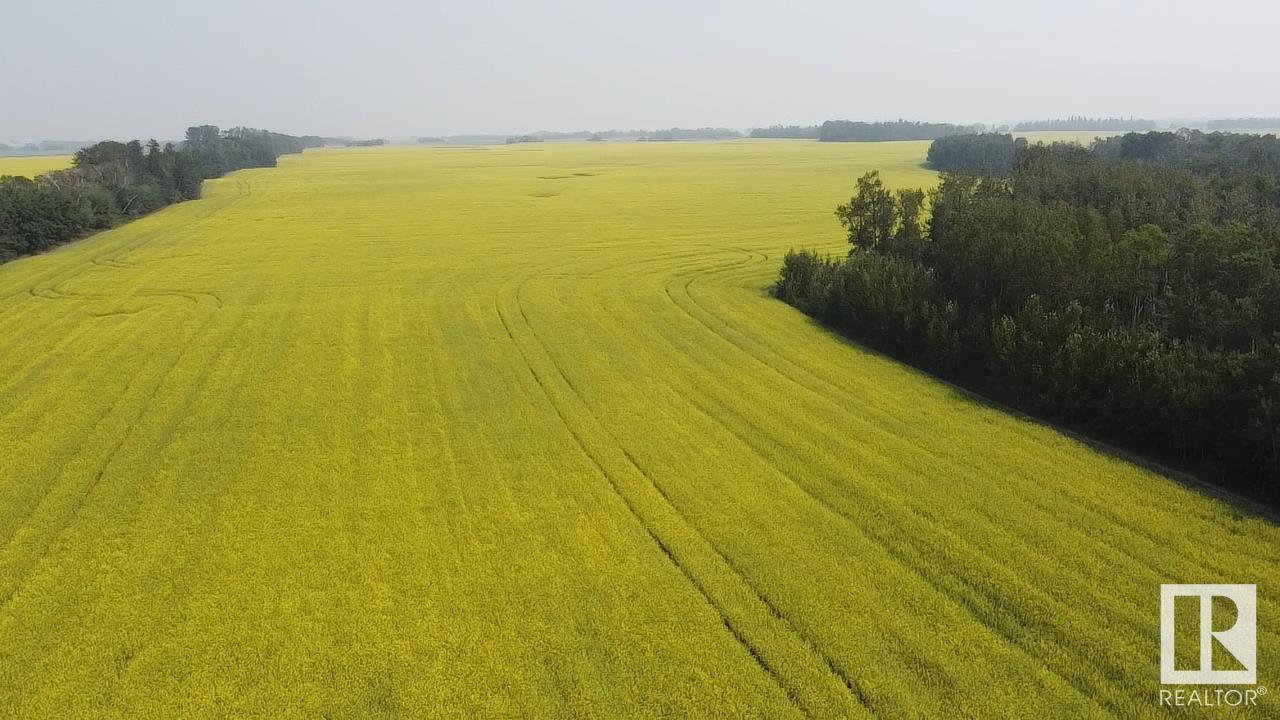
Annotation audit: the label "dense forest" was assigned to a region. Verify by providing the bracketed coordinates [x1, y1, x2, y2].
[1012, 116, 1156, 132]
[0, 126, 321, 263]
[818, 120, 984, 142]
[776, 130, 1280, 505]
[926, 133, 1022, 174]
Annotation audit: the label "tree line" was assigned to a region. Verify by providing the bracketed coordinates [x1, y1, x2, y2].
[1203, 118, 1280, 130]
[818, 120, 984, 142]
[749, 125, 822, 139]
[775, 130, 1280, 505]
[0, 140, 94, 155]
[637, 128, 742, 141]
[407, 128, 744, 144]
[1012, 116, 1156, 132]
[0, 125, 321, 263]
[748, 121, 985, 142]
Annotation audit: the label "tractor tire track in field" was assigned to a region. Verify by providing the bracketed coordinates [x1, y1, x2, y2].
[0, 284, 222, 415]
[649, 254, 1136, 713]
[634, 328, 1109, 714]
[553, 245, 1088, 714]
[520, 245, 1073, 709]
[0, 351, 157, 607]
[0, 312, 165, 550]
[495, 266, 867, 719]
[94, 282, 308, 701]
[493, 314, 810, 718]
[0, 222, 167, 322]
[0, 237, 216, 363]
[0, 206, 227, 376]
[27, 283, 221, 310]
[535, 245, 1124, 711]
[669, 259, 1274, 572]
[0, 286, 271, 708]
[512, 266, 848, 711]
[663, 252, 1200, 576]
[567, 257, 1016, 712]
[91, 257, 137, 269]
[0, 297, 152, 404]
[618, 445, 874, 710]
[495, 275, 807, 713]
[0, 301, 227, 612]
[653, 250, 1274, 712]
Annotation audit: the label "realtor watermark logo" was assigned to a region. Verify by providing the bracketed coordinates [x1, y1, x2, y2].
[1159, 584, 1265, 708]
[1161, 584, 1256, 684]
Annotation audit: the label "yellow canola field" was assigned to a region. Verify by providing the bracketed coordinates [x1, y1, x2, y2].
[0, 155, 74, 178]
[0, 140, 1275, 718]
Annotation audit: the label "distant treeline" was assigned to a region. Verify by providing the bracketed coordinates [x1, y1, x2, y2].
[1204, 118, 1280, 130]
[526, 130, 634, 141]
[748, 121, 985, 142]
[527, 130, 606, 141]
[749, 125, 822, 139]
[0, 125, 320, 263]
[409, 128, 743, 144]
[818, 120, 984, 142]
[0, 140, 94, 156]
[637, 128, 742, 141]
[344, 139, 385, 147]
[776, 130, 1280, 505]
[1012, 116, 1156, 132]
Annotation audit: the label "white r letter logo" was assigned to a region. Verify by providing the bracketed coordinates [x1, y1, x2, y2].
[1160, 584, 1256, 685]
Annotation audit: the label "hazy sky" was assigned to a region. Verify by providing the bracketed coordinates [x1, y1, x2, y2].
[2, 0, 1278, 142]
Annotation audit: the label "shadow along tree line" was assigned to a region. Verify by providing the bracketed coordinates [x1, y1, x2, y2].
[777, 130, 1280, 505]
[0, 126, 322, 262]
